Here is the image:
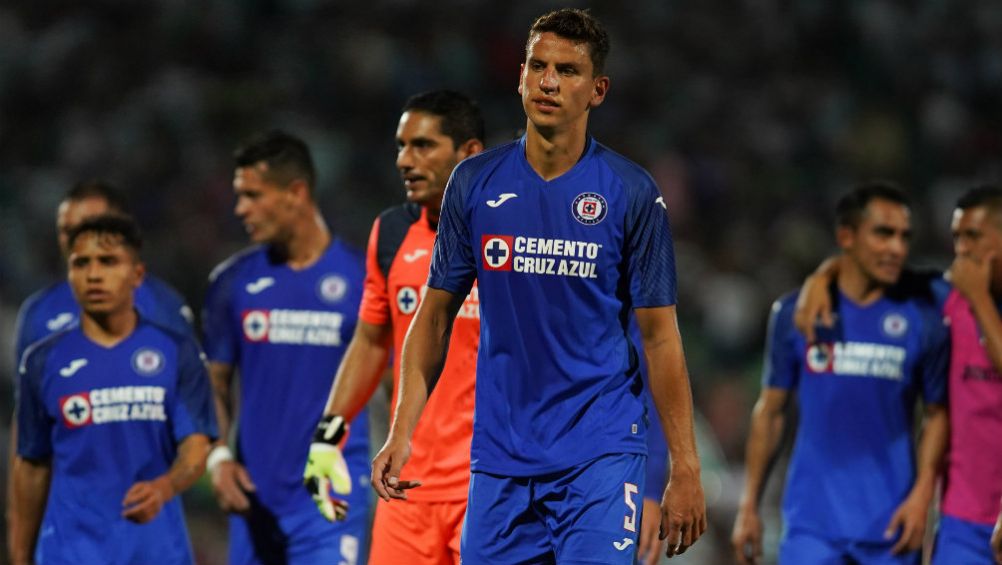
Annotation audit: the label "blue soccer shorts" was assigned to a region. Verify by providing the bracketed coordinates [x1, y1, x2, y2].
[780, 527, 920, 565]
[228, 491, 370, 565]
[460, 452, 647, 565]
[931, 513, 995, 565]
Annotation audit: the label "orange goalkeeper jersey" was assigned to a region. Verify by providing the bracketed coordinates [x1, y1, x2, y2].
[359, 203, 479, 501]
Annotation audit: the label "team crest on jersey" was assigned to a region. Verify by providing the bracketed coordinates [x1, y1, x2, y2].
[132, 348, 165, 376]
[806, 343, 834, 373]
[318, 275, 348, 303]
[396, 286, 420, 315]
[572, 192, 608, 225]
[482, 235, 514, 271]
[60, 394, 92, 428]
[881, 313, 908, 338]
[243, 310, 270, 342]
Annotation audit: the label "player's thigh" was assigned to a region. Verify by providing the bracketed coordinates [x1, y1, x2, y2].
[228, 504, 368, 565]
[850, 541, 920, 565]
[461, 471, 553, 565]
[537, 453, 646, 564]
[369, 498, 455, 565]
[442, 499, 465, 565]
[931, 514, 995, 565]
[778, 528, 845, 565]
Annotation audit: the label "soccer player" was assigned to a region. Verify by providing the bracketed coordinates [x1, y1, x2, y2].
[302, 90, 484, 564]
[371, 9, 706, 563]
[10, 214, 216, 565]
[203, 130, 370, 564]
[732, 183, 949, 565]
[7, 180, 194, 552]
[793, 186, 1002, 564]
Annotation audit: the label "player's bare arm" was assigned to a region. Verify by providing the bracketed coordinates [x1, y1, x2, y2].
[122, 432, 211, 523]
[9, 456, 51, 565]
[635, 305, 706, 558]
[793, 255, 841, 343]
[207, 362, 255, 513]
[324, 320, 393, 419]
[885, 403, 947, 554]
[638, 497, 668, 565]
[372, 287, 464, 502]
[731, 387, 789, 565]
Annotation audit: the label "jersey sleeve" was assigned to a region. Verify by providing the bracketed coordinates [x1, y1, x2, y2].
[762, 297, 801, 390]
[13, 291, 46, 370]
[16, 346, 54, 460]
[170, 337, 219, 442]
[202, 264, 239, 365]
[359, 217, 391, 326]
[626, 180, 677, 308]
[917, 303, 949, 405]
[427, 164, 477, 297]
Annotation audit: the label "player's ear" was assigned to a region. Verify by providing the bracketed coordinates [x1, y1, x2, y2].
[133, 261, 146, 289]
[590, 75, 609, 109]
[457, 138, 485, 160]
[835, 225, 855, 250]
[287, 179, 311, 204]
[518, 64, 525, 96]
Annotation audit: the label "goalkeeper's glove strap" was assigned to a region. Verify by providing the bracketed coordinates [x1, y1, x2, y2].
[314, 414, 348, 445]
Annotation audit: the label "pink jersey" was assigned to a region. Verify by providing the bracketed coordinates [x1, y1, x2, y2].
[942, 289, 1002, 525]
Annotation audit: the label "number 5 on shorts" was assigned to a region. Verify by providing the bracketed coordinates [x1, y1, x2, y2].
[623, 482, 639, 532]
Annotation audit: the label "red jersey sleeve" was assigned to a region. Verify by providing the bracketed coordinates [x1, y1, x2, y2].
[358, 217, 391, 325]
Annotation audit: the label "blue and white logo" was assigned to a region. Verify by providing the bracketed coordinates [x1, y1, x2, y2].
[881, 313, 908, 338]
[132, 348, 165, 376]
[572, 192, 608, 225]
[318, 275, 348, 303]
[396, 286, 419, 315]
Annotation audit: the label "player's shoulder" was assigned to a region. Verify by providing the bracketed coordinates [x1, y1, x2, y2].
[208, 245, 267, 285]
[19, 325, 75, 377]
[771, 290, 800, 319]
[591, 140, 658, 190]
[139, 316, 203, 358]
[140, 273, 186, 303]
[17, 281, 70, 320]
[328, 237, 366, 269]
[376, 201, 423, 228]
[452, 139, 520, 186]
[886, 267, 947, 307]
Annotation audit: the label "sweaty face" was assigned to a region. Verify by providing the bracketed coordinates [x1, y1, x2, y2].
[57, 197, 111, 257]
[67, 232, 144, 317]
[951, 205, 1002, 284]
[518, 32, 607, 132]
[841, 199, 911, 287]
[233, 163, 297, 244]
[396, 111, 461, 211]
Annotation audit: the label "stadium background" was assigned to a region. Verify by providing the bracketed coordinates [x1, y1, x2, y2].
[1, 1, 1001, 563]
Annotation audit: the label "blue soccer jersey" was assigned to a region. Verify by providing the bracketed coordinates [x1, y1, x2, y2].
[429, 136, 677, 476]
[15, 274, 193, 363]
[202, 241, 369, 517]
[764, 289, 949, 542]
[17, 318, 217, 565]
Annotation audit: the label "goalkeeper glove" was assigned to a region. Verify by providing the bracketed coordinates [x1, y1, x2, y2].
[303, 414, 352, 521]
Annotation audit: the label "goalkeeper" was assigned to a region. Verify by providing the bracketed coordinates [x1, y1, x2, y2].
[304, 90, 484, 564]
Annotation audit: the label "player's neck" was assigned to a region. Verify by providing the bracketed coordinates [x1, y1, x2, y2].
[836, 267, 886, 306]
[80, 307, 138, 347]
[277, 210, 331, 270]
[524, 119, 588, 181]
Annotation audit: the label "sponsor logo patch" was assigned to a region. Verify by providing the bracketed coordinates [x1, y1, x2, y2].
[482, 235, 514, 271]
[396, 286, 419, 315]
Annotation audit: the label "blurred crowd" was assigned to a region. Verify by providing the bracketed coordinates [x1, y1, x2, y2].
[2, 1, 1002, 562]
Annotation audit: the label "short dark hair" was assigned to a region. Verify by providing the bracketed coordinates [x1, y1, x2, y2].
[528, 8, 610, 75]
[402, 90, 485, 148]
[66, 214, 143, 257]
[956, 185, 1002, 211]
[835, 181, 911, 228]
[64, 179, 130, 213]
[233, 130, 316, 191]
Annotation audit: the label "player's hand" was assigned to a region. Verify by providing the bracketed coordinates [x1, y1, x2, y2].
[660, 467, 707, 558]
[210, 460, 256, 513]
[884, 490, 930, 554]
[794, 272, 835, 343]
[947, 252, 995, 302]
[990, 511, 1002, 564]
[303, 443, 351, 521]
[638, 497, 667, 565]
[731, 504, 763, 565]
[371, 435, 421, 501]
[122, 475, 173, 523]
